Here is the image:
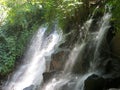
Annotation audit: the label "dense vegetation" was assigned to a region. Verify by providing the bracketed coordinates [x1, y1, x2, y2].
[107, 0, 120, 33]
[0, 0, 44, 75]
[0, 0, 120, 76]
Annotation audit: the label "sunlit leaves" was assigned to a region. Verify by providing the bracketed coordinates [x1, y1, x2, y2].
[107, 0, 120, 31]
[0, 0, 44, 76]
[0, 4, 10, 26]
[55, 0, 83, 25]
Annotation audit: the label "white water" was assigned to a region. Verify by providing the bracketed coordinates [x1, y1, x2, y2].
[91, 13, 112, 70]
[3, 25, 62, 90]
[41, 18, 93, 90]
[42, 75, 71, 90]
[95, 13, 111, 49]
[63, 43, 86, 73]
[75, 73, 93, 90]
[42, 43, 86, 90]
[3, 12, 112, 90]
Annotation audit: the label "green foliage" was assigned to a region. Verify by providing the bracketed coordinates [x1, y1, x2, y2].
[42, 0, 84, 30]
[56, 0, 84, 29]
[57, 0, 83, 18]
[107, 0, 120, 31]
[0, 35, 16, 75]
[0, 0, 44, 76]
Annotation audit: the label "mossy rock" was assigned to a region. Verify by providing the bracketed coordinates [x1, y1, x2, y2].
[111, 33, 120, 57]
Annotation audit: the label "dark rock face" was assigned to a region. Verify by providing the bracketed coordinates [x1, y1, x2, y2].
[72, 42, 93, 74]
[50, 51, 69, 71]
[23, 85, 34, 90]
[111, 34, 120, 57]
[84, 74, 105, 90]
[84, 74, 120, 90]
[43, 71, 57, 83]
[105, 77, 120, 89]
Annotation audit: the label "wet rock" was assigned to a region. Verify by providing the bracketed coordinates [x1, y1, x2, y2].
[106, 23, 116, 45]
[72, 42, 95, 74]
[105, 77, 120, 89]
[84, 74, 120, 90]
[61, 82, 76, 90]
[50, 51, 69, 71]
[111, 34, 120, 57]
[84, 74, 105, 90]
[43, 71, 62, 83]
[43, 71, 60, 83]
[23, 85, 34, 90]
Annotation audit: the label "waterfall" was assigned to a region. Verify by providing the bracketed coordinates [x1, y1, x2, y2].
[63, 43, 86, 73]
[41, 12, 112, 90]
[3, 25, 62, 90]
[41, 17, 93, 90]
[2, 11, 112, 90]
[41, 43, 86, 90]
[90, 13, 112, 71]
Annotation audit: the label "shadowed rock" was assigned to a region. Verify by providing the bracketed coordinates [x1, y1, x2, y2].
[23, 85, 34, 90]
[84, 74, 105, 90]
[84, 74, 120, 90]
[43, 71, 57, 83]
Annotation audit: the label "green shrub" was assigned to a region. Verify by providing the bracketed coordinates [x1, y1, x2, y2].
[107, 0, 120, 32]
[0, 1, 44, 76]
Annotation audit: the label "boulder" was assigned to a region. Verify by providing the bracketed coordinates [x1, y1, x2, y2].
[50, 51, 69, 71]
[111, 34, 120, 57]
[84, 74, 105, 90]
[23, 85, 34, 90]
[43, 71, 60, 83]
[84, 74, 120, 90]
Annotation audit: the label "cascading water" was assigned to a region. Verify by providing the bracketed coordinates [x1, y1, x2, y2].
[41, 43, 86, 90]
[3, 25, 62, 90]
[91, 13, 112, 70]
[2, 8, 112, 90]
[63, 43, 86, 73]
[41, 12, 112, 90]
